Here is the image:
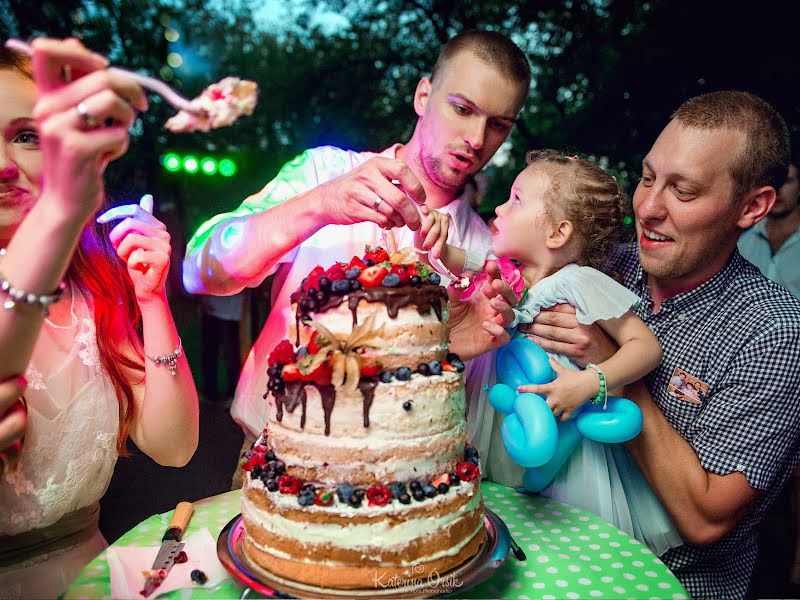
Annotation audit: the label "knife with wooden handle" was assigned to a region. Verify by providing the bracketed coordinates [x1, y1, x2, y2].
[140, 502, 194, 597]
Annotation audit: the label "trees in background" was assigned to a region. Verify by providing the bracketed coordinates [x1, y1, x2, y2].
[2, 0, 798, 220]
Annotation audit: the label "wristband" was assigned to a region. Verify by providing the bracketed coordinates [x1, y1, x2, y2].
[585, 363, 608, 410]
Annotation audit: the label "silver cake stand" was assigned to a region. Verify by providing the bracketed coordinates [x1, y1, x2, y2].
[216, 509, 513, 599]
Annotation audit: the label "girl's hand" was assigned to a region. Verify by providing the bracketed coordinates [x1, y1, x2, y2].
[30, 38, 147, 220]
[518, 357, 598, 421]
[413, 205, 450, 259]
[100, 197, 171, 303]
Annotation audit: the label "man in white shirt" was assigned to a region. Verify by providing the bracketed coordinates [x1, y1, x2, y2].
[183, 31, 531, 475]
[739, 157, 800, 299]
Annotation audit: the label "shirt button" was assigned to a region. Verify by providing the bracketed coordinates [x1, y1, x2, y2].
[676, 313, 686, 321]
[736, 464, 746, 471]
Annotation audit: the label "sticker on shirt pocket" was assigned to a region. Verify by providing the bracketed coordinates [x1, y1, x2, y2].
[666, 367, 708, 405]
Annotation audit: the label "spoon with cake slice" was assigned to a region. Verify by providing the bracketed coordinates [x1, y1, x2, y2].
[5, 38, 258, 134]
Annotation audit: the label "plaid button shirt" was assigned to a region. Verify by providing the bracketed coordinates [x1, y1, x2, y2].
[609, 244, 800, 599]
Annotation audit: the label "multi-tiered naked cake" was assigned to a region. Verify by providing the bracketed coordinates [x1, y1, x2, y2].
[239, 246, 484, 589]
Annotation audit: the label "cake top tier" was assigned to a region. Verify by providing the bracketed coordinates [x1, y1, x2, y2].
[289, 246, 446, 322]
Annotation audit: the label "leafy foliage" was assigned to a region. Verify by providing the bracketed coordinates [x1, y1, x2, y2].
[2, 0, 798, 225]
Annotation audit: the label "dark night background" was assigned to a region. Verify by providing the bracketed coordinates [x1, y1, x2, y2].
[3, 1, 799, 596]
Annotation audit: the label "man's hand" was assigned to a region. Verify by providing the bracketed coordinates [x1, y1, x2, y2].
[450, 260, 517, 360]
[519, 304, 617, 367]
[317, 157, 425, 231]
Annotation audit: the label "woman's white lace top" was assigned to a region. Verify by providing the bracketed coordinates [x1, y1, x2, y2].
[0, 284, 119, 535]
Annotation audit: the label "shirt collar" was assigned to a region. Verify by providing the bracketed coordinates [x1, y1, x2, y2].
[636, 246, 745, 312]
[750, 219, 769, 240]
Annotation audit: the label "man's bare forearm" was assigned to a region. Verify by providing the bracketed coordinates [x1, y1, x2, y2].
[183, 190, 325, 295]
[625, 381, 758, 545]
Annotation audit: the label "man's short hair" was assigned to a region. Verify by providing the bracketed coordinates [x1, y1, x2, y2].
[430, 30, 531, 106]
[671, 91, 790, 201]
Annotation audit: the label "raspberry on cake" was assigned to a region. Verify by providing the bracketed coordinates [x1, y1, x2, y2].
[239, 247, 485, 590]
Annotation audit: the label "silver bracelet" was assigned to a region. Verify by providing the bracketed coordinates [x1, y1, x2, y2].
[145, 337, 183, 376]
[0, 249, 67, 317]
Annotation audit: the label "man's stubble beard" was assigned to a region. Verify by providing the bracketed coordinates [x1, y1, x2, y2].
[421, 148, 471, 192]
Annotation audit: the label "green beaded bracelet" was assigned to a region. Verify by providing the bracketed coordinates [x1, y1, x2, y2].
[586, 363, 608, 410]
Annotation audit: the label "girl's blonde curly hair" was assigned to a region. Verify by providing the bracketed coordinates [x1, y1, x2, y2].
[525, 150, 627, 272]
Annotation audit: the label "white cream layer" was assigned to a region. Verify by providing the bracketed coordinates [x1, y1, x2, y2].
[246, 519, 484, 567]
[300, 299, 450, 339]
[242, 482, 480, 549]
[273, 422, 465, 481]
[268, 372, 464, 439]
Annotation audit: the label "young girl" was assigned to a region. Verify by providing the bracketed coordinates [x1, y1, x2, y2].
[0, 41, 198, 597]
[418, 149, 681, 555]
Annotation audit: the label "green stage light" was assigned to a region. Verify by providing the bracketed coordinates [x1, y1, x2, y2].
[201, 157, 218, 175]
[183, 155, 199, 173]
[623, 216, 633, 225]
[219, 158, 237, 177]
[163, 153, 181, 172]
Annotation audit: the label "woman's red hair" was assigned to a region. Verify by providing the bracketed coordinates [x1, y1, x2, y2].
[69, 222, 144, 456]
[2, 47, 143, 456]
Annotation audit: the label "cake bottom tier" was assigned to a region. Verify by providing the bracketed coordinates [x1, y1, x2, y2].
[241, 521, 485, 590]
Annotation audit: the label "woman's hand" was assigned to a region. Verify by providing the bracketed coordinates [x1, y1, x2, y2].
[518, 357, 598, 420]
[30, 38, 147, 220]
[0, 376, 27, 476]
[100, 197, 171, 303]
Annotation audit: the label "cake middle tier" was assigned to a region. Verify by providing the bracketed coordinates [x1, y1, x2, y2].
[267, 372, 466, 484]
[291, 290, 450, 369]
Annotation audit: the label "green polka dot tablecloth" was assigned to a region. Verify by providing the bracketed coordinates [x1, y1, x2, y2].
[65, 484, 688, 599]
[461, 483, 687, 600]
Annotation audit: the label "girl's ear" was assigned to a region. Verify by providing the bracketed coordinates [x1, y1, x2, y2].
[545, 220, 573, 249]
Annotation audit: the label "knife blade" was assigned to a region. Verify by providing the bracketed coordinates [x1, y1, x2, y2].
[140, 501, 194, 597]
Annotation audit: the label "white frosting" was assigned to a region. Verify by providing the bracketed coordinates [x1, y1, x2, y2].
[242, 482, 480, 550]
[246, 519, 484, 567]
[269, 372, 464, 439]
[307, 299, 449, 335]
[274, 423, 465, 481]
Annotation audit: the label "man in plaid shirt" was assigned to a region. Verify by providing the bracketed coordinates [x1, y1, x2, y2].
[523, 91, 800, 598]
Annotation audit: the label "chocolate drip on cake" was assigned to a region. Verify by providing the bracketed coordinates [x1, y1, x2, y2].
[358, 380, 378, 427]
[297, 286, 447, 327]
[319, 385, 336, 435]
[275, 382, 308, 425]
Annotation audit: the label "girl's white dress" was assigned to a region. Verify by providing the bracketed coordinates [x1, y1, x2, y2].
[467, 264, 682, 555]
[0, 284, 119, 599]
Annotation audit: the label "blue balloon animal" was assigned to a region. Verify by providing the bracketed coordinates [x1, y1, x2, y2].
[488, 338, 643, 492]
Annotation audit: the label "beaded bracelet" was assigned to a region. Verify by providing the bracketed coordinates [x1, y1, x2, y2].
[145, 338, 183, 376]
[585, 363, 608, 410]
[0, 249, 67, 317]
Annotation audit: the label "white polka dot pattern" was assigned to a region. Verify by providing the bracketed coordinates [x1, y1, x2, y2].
[64, 485, 688, 599]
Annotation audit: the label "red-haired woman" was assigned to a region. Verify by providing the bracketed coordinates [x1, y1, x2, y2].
[0, 39, 198, 597]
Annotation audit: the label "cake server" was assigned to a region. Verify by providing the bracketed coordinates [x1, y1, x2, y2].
[141, 501, 194, 598]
